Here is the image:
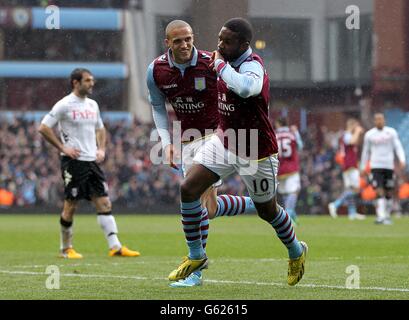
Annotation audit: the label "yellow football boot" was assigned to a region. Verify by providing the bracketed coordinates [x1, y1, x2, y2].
[287, 241, 308, 286]
[60, 248, 83, 259]
[168, 256, 208, 281]
[109, 246, 140, 257]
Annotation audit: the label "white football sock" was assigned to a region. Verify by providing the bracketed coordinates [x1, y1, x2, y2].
[376, 198, 387, 221]
[97, 214, 121, 250]
[385, 199, 394, 219]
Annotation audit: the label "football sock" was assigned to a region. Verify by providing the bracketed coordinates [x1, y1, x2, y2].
[347, 193, 358, 217]
[97, 212, 122, 250]
[193, 270, 202, 277]
[200, 209, 209, 250]
[376, 198, 386, 221]
[270, 205, 303, 259]
[283, 193, 298, 220]
[385, 198, 393, 219]
[181, 200, 206, 260]
[333, 190, 355, 209]
[214, 195, 256, 217]
[60, 216, 73, 251]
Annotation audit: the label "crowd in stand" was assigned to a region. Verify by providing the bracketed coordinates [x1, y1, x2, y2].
[5, 30, 122, 62]
[5, 115, 404, 215]
[0, 117, 180, 210]
[1, 1, 407, 215]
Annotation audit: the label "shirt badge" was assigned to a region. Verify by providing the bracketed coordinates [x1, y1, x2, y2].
[194, 77, 206, 91]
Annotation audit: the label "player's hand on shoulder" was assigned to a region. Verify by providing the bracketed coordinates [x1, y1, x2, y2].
[96, 149, 106, 163]
[62, 146, 81, 159]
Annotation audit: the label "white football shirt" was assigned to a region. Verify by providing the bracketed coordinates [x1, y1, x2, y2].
[360, 126, 406, 170]
[41, 93, 104, 161]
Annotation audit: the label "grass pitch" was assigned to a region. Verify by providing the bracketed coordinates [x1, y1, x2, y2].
[0, 214, 408, 300]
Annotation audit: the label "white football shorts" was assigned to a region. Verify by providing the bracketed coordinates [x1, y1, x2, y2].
[277, 172, 301, 194]
[193, 135, 279, 203]
[181, 134, 222, 187]
[343, 168, 360, 189]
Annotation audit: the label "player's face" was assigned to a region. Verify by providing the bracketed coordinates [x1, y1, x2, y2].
[374, 114, 385, 129]
[75, 72, 94, 96]
[218, 27, 247, 62]
[346, 119, 357, 131]
[165, 27, 194, 64]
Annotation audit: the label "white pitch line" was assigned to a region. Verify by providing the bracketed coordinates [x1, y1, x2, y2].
[6, 254, 409, 270]
[2, 257, 355, 269]
[0, 269, 409, 294]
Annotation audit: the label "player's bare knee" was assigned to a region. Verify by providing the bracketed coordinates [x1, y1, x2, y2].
[180, 179, 201, 201]
[100, 199, 112, 212]
[61, 211, 73, 221]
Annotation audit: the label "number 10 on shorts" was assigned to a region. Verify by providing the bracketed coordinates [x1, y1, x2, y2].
[252, 178, 270, 193]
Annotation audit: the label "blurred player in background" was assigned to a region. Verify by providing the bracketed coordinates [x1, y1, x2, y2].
[38, 68, 140, 259]
[146, 20, 257, 287]
[275, 117, 303, 225]
[360, 112, 406, 225]
[328, 118, 366, 220]
[166, 17, 307, 287]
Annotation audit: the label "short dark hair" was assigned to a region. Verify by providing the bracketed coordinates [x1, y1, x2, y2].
[277, 117, 288, 127]
[70, 68, 92, 89]
[223, 17, 253, 44]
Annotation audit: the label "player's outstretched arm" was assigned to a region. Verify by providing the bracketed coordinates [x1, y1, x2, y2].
[38, 124, 80, 159]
